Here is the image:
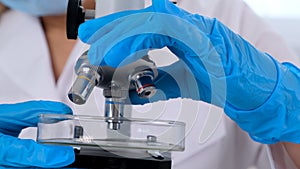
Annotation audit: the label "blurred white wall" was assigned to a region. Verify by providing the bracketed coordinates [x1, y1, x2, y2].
[244, 0, 300, 57]
[267, 18, 300, 56]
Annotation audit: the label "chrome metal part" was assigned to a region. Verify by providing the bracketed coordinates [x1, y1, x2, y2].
[132, 71, 156, 98]
[68, 51, 158, 130]
[147, 135, 157, 143]
[68, 52, 101, 105]
[147, 150, 165, 160]
[74, 126, 84, 138]
[105, 98, 125, 130]
[84, 9, 95, 19]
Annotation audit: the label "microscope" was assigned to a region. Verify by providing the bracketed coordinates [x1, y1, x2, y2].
[37, 1, 185, 168]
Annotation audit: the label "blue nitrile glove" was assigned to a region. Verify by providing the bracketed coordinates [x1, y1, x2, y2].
[78, 0, 300, 144]
[0, 101, 75, 168]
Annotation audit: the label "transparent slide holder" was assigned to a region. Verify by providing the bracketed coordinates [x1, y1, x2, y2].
[37, 114, 185, 152]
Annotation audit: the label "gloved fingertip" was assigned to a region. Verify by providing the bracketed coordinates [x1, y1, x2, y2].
[27, 101, 73, 118]
[78, 21, 93, 43]
[15, 100, 73, 115]
[102, 56, 119, 68]
[87, 49, 117, 68]
[151, 0, 173, 11]
[39, 145, 75, 168]
[1, 136, 75, 168]
[57, 104, 73, 115]
[86, 48, 104, 66]
[41, 101, 73, 115]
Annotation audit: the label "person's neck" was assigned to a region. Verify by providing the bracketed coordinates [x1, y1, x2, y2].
[41, 15, 77, 82]
[0, 3, 7, 14]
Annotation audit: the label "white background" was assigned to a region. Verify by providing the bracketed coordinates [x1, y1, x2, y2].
[244, 0, 300, 56]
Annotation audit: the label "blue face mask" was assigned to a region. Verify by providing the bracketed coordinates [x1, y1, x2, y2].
[0, 0, 68, 16]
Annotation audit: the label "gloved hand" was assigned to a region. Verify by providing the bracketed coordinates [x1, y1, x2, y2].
[78, 0, 300, 144]
[0, 101, 75, 168]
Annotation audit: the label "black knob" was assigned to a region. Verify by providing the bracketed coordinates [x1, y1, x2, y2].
[66, 0, 85, 39]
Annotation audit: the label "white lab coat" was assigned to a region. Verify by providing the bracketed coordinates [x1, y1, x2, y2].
[0, 0, 299, 168]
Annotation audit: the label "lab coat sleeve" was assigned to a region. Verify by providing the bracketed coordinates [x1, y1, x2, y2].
[179, 0, 300, 168]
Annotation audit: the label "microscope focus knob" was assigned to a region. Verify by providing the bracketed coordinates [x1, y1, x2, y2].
[67, 0, 85, 39]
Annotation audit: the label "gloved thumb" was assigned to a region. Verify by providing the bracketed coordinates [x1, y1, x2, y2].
[0, 133, 75, 168]
[0, 100, 72, 136]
